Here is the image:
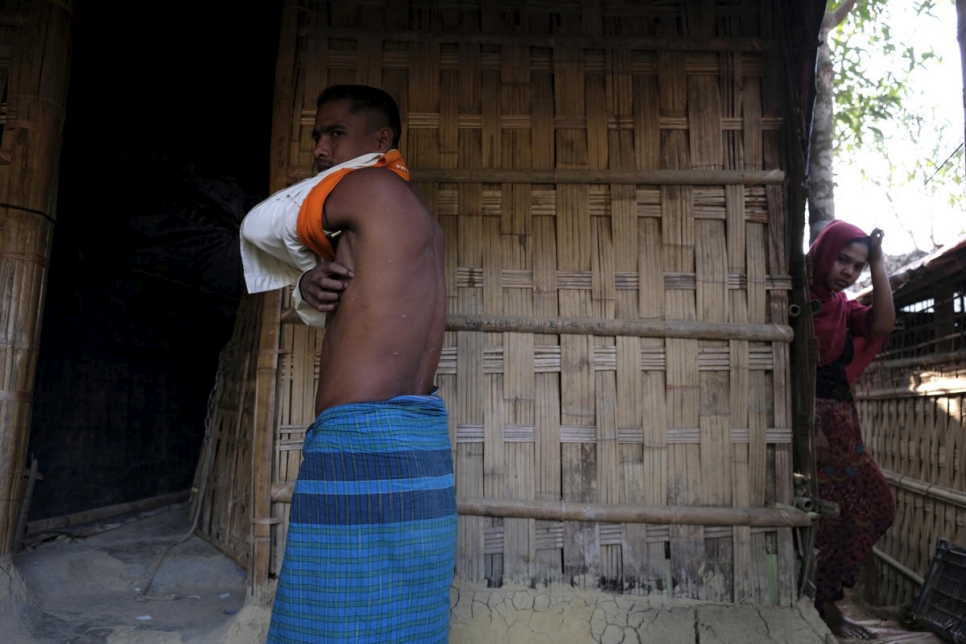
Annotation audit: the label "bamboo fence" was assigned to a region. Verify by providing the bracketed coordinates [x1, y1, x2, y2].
[0, 0, 73, 558]
[855, 254, 966, 606]
[197, 0, 812, 605]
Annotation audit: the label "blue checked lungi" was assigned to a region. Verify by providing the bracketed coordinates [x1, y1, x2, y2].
[267, 391, 457, 643]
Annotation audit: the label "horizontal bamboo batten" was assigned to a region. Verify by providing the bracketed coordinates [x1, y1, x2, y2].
[446, 314, 792, 343]
[872, 546, 925, 586]
[413, 169, 784, 185]
[294, 29, 776, 52]
[282, 311, 793, 342]
[270, 483, 809, 528]
[882, 469, 966, 509]
[291, 168, 785, 184]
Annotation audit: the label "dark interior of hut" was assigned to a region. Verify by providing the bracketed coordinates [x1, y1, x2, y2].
[26, 0, 282, 520]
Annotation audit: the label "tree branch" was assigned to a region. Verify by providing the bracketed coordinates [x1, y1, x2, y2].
[824, 0, 859, 33]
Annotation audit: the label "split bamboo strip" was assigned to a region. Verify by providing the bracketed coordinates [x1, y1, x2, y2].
[412, 168, 784, 184]
[0, 0, 72, 556]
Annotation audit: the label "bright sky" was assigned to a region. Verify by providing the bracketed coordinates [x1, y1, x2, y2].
[831, 0, 965, 256]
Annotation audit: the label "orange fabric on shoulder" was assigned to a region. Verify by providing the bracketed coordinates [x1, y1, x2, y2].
[295, 150, 410, 261]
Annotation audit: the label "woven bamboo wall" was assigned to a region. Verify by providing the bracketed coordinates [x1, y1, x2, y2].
[199, 0, 809, 604]
[192, 295, 262, 568]
[855, 270, 966, 606]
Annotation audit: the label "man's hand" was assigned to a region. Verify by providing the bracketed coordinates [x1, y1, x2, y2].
[299, 261, 353, 312]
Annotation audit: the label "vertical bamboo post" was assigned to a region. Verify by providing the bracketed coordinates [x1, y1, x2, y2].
[0, 0, 73, 558]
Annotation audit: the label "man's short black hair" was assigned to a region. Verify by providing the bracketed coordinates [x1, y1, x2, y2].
[317, 85, 402, 148]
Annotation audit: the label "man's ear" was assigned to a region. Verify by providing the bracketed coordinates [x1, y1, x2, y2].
[376, 126, 394, 151]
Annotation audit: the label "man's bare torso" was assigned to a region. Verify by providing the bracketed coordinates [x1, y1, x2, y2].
[314, 167, 445, 415]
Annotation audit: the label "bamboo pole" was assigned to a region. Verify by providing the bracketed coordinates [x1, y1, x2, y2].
[285, 29, 775, 52]
[445, 314, 793, 343]
[882, 468, 966, 510]
[291, 168, 786, 185]
[283, 310, 793, 342]
[858, 382, 966, 400]
[872, 546, 925, 586]
[457, 497, 810, 528]
[872, 343, 966, 370]
[410, 169, 784, 185]
[24, 490, 189, 536]
[0, 0, 73, 557]
[270, 483, 809, 528]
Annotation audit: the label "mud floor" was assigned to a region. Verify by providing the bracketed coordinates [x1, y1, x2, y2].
[0, 505, 949, 643]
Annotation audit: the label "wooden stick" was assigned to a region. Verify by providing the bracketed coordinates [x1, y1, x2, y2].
[270, 483, 808, 527]
[408, 168, 784, 185]
[445, 314, 793, 343]
[25, 490, 189, 536]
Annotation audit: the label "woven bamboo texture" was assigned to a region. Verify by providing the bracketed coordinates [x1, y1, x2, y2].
[0, 0, 72, 557]
[198, 0, 805, 604]
[856, 273, 966, 607]
[191, 295, 262, 568]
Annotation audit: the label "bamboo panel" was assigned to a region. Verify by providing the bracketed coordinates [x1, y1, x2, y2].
[0, 1, 71, 556]
[229, 0, 801, 605]
[194, 295, 261, 568]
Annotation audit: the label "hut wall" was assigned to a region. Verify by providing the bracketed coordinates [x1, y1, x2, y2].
[855, 268, 966, 606]
[198, 0, 811, 604]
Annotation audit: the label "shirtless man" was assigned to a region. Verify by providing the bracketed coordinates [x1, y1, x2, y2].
[267, 86, 455, 644]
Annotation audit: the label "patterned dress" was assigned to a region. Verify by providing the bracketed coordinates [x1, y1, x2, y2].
[813, 339, 895, 605]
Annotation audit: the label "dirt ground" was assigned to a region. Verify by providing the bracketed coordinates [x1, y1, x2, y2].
[0, 505, 950, 643]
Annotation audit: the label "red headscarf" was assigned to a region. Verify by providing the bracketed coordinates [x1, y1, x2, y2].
[807, 220, 882, 377]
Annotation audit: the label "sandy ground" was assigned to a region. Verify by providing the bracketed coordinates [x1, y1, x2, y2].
[0, 505, 949, 643]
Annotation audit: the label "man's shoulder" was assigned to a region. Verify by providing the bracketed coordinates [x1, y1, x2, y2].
[327, 164, 428, 230]
[342, 165, 408, 190]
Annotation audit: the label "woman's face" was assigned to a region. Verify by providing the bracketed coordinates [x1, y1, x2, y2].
[824, 241, 869, 292]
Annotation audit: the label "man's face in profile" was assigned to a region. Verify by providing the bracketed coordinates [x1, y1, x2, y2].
[312, 98, 391, 172]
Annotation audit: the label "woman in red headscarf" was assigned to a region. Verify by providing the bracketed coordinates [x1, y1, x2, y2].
[808, 220, 896, 639]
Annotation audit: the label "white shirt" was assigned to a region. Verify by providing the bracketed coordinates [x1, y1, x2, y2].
[238, 152, 386, 327]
